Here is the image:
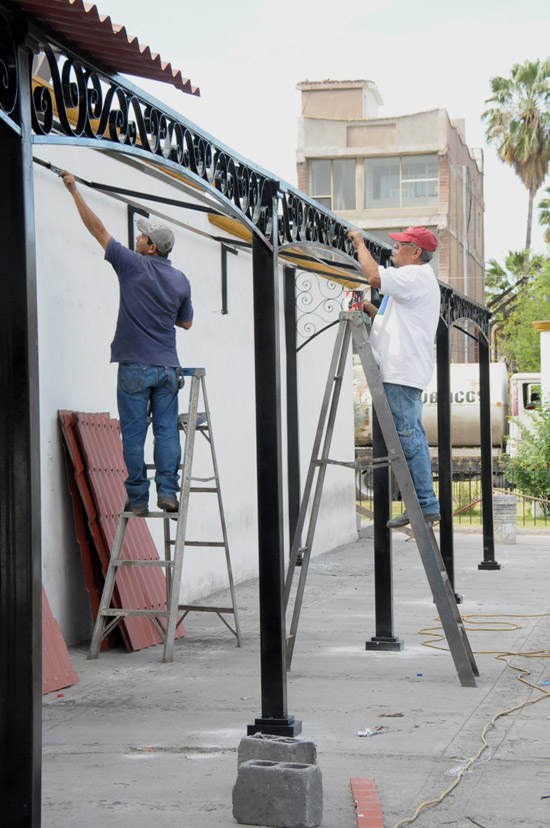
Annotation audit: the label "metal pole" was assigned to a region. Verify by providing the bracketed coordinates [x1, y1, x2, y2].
[247, 212, 301, 736]
[365, 409, 403, 651]
[0, 40, 42, 827]
[436, 320, 458, 596]
[220, 244, 238, 316]
[478, 335, 500, 569]
[283, 266, 300, 546]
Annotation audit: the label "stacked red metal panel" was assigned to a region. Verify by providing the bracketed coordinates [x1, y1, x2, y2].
[42, 585, 79, 694]
[59, 410, 184, 652]
[59, 411, 123, 650]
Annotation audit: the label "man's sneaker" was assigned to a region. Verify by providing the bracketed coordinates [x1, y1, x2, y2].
[130, 502, 149, 517]
[387, 510, 440, 529]
[157, 495, 179, 512]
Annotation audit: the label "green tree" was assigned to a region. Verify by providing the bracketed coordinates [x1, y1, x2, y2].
[501, 401, 550, 514]
[485, 258, 513, 302]
[492, 256, 550, 371]
[486, 250, 545, 303]
[538, 185, 550, 245]
[483, 58, 550, 254]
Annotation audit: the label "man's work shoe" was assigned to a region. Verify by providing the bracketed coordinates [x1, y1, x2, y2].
[130, 502, 149, 517]
[157, 495, 179, 512]
[387, 510, 410, 528]
[387, 510, 440, 528]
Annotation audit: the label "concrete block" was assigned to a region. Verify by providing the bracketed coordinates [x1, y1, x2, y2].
[494, 494, 517, 544]
[238, 734, 317, 767]
[232, 759, 323, 828]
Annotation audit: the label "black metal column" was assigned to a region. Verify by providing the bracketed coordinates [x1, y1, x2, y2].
[478, 336, 500, 569]
[283, 267, 300, 545]
[436, 320, 458, 594]
[0, 41, 42, 827]
[365, 410, 403, 651]
[248, 225, 301, 736]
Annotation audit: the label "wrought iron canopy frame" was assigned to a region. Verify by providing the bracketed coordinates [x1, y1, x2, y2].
[0, 6, 495, 824]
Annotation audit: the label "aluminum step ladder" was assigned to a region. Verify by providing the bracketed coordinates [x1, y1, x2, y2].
[88, 367, 241, 663]
[285, 312, 479, 687]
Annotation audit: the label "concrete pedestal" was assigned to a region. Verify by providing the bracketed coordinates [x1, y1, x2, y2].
[238, 734, 317, 767]
[493, 494, 517, 544]
[232, 760, 323, 828]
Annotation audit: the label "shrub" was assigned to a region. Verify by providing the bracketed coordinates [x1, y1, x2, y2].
[501, 401, 550, 513]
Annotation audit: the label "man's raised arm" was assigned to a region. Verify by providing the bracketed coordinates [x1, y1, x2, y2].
[60, 171, 111, 250]
[347, 229, 382, 289]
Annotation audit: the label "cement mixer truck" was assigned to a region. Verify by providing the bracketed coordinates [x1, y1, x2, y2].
[353, 358, 541, 463]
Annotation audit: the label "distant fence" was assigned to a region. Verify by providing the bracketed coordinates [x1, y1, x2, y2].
[355, 453, 549, 528]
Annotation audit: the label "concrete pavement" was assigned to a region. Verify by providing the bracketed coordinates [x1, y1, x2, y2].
[42, 529, 550, 828]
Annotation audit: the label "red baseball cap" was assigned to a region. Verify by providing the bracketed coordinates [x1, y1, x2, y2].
[389, 226, 438, 252]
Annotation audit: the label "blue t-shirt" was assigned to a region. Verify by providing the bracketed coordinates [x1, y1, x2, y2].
[105, 238, 193, 367]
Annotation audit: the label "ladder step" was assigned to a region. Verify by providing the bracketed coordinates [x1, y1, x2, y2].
[190, 486, 218, 493]
[313, 458, 392, 470]
[112, 559, 174, 567]
[178, 413, 207, 427]
[101, 608, 169, 618]
[178, 605, 235, 613]
[167, 540, 226, 547]
[121, 510, 180, 519]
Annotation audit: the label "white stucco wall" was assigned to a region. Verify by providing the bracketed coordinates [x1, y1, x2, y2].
[33, 144, 357, 645]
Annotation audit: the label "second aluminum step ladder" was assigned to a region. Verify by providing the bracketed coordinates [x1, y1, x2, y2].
[285, 312, 479, 687]
[88, 367, 241, 663]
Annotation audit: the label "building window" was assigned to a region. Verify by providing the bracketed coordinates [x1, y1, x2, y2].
[364, 158, 400, 207]
[309, 158, 356, 211]
[364, 154, 438, 208]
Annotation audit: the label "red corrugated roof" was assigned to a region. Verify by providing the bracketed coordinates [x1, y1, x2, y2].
[7, 0, 199, 96]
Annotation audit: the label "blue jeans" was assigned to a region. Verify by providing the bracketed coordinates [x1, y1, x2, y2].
[383, 383, 439, 514]
[117, 364, 181, 505]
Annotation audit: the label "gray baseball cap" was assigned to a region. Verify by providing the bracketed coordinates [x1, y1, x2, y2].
[136, 217, 174, 255]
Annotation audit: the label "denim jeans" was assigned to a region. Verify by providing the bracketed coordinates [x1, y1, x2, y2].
[383, 382, 439, 514]
[117, 364, 181, 505]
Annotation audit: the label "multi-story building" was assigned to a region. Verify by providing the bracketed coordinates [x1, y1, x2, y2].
[296, 79, 485, 361]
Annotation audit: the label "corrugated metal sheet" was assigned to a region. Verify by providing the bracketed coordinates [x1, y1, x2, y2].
[59, 411, 121, 650]
[7, 0, 199, 95]
[59, 410, 184, 651]
[42, 585, 79, 694]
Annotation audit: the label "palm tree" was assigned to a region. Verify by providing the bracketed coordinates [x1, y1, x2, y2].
[483, 59, 550, 255]
[538, 185, 550, 245]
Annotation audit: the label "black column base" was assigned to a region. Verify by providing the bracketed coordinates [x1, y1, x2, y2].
[247, 716, 303, 736]
[478, 561, 501, 570]
[365, 636, 404, 652]
[454, 592, 463, 604]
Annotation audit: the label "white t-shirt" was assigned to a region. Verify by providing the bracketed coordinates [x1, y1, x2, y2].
[369, 262, 440, 391]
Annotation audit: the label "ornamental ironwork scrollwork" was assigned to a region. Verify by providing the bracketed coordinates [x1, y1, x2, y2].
[27, 40, 277, 240]
[438, 282, 491, 340]
[279, 188, 392, 266]
[295, 270, 349, 342]
[0, 10, 18, 121]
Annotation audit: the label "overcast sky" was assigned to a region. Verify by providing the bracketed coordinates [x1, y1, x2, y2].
[102, 0, 550, 264]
